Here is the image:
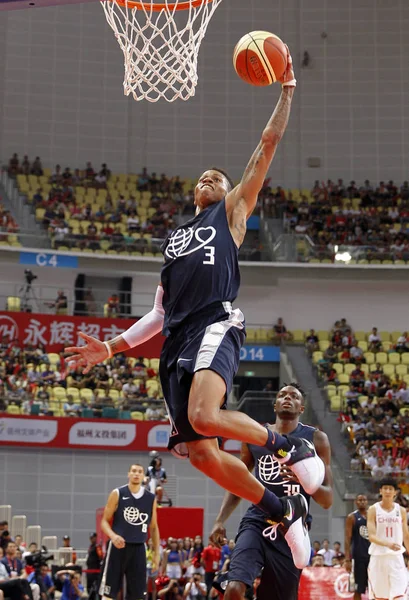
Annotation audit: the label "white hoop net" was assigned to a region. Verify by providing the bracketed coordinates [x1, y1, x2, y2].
[100, 0, 223, 103]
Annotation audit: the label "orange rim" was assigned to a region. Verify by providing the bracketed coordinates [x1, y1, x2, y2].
[109, 0, 213, 10]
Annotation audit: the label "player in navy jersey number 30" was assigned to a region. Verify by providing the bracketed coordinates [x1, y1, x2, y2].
[66, 45, 324, 568]
[211, 384, 333, 600]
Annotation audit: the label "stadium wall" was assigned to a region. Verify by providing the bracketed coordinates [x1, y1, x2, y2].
[0, 0, 408, 187]
[0, 446, 340, 549]
[0, 260, 407, 330]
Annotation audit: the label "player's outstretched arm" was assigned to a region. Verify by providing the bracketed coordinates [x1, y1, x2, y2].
[65, 284, 164, 373]
[226, 46, 296, 227]
[401, 506, 409, 553]
[210, 443, 255, 545]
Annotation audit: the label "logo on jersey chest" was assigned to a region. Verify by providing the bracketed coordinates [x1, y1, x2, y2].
[258, 454, 301, 497]
[165, 226, 216, 263]
[123, 505, 149, 531]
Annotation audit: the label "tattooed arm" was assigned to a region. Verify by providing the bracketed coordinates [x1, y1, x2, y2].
[226, 49, 295, 247]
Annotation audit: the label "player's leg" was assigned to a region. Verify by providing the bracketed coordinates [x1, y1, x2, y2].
[188, 368, 324, 495]
[389, 554, 407, 600]
[99, 542, 124, 600]
[256, 542, 301, 600]
[220, 528, 265, 600]
[367, 556, 388, 600]
[353, 559, 369, 600]
[124, 544, 147, 600]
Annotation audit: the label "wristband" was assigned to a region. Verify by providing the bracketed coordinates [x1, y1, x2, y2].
[104, 341, 113, 359]
[282, 78, 297, 88]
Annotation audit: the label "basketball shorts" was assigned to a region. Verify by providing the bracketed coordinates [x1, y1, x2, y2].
[99, 541, 146, 600]
[160, 305, 245, 458]
[353, 557, 369, 594]
[214, 525, 301, 600]
[368, 554, 407, 600]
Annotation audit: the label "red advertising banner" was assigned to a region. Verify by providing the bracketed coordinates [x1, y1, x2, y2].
[0, 311, 164, 358]
[299, 567, 369, 600]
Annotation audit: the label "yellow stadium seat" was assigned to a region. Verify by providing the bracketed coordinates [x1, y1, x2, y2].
[403, 374, 409, 385]
[402, 354, 409, 365]
[319, 340, 329, 351]
[375, 352, 387, 365]
[292, 329, 305, 343]
[7, 297, 21, 312]
[246, 329, 257, 342]
[344, 363, 355, 375]
[257, 329, 269, 342]
[47, 353, 60, 365]
[358, 341, 368, 351]
[35, 208, 45, 221]
[391, 331, 402, 343]
[53, 387, 66, 400]
[354, 331, 366, 342]
[150, 358, 160, 371]
[7, 404, 20, 415]
[312, 351, 323, 363]
[382, 341, 392, 351]
[383, 364, 395, 376]
[364, 352, 375, 364]
[396, 364, 407, 376]
[338, 385, 349, 397]
[388, 353, 401, 365]
[333, 363, 343, 374]
[338, 373, 350, 384]
[379, 331, 391, 342]
[400, 407, 409, 415]
[361, 364, 369, 374]
[317, 330, 329, 341]
[330, 395, 342, 411]
[394, 260, 406, 265]
[66, 387, 80, 399]
[326, 386, 337, 398]
[80, 388, 94, 402]
[146, 379, 159, 394]
[131, 411, 145, 420]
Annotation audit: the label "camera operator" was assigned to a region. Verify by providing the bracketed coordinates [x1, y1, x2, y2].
[183, 574, 207, 600]
[55, 570, 83, 600]
[45, 290, 68, 316]
[27, 566, 55, 600]
[157, 579, 183, 600]
[2, 542, 39, 600]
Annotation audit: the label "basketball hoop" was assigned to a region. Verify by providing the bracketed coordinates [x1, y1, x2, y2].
[100, 0, 223, 102]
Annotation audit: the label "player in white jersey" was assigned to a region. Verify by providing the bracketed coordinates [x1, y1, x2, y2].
[367, 478, 409, 600]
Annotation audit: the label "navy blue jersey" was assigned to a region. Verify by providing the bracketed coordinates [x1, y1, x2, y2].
[351, 510, 370, 560]
[112, 485, 155, 544]
[160, 199, 240, 336]
[240, 422, 316, 556]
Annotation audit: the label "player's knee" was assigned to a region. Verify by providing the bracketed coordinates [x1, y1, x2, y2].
[225, 581, 247, 600]
[189, 408, 219, 436]
[189, 443, 221, 475]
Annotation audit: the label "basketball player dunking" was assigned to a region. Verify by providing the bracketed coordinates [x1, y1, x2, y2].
[211, 384, 333, 600]
[367, 478, 409, 600]
[66, 45, 324, 568]
[344, 494, 370, 600]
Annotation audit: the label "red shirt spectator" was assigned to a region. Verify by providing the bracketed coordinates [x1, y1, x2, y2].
[201, 543, 221, 573]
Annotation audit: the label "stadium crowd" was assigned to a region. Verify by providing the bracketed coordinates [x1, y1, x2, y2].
[306, 320, 409, 484]
[279, 178, 409, 261]
[0, 518, 358, 600]
[0, 337, 166, 421]
[7, 154, 263, 260]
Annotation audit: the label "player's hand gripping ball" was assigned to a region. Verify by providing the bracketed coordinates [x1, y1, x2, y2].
[233, 31, 289, 86]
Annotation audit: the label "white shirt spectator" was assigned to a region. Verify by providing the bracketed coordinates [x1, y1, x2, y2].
[371, 464, 388, 480]
[127, 215, 140, 228]
[54, 226, 69, 241]
[365, 453, 379, 470]
[350, 346, 364, 360]
[352, 421, 366, 433]
[317, 548, 336, 566]
[122, 382, 139, 397]
[368, 332, 380, 343]
[396, 388, 409, 404]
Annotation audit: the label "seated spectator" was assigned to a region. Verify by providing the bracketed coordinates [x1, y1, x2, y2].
[317, 539, 336, 566]
[21, 156, 30, 176]
[368, 327, 382, 352]
[107, 294, 120, 318]
[272, 318, 293, 343]
[63, 396, 80, 416]
[345, 384, 360, 408]
[323, 342, 337, 363]
[371, 457, 388, 480]
[305, 329, 319, 353]
[8, 154, 19, 177]
[311, 555, 325, 567]
[396, 332, 409, 353]
[84, 162, 95, 181]
[349, 342, 365, 363]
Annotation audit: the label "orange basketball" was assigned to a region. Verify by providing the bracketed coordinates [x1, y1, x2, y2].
[233, 31, 287, 86]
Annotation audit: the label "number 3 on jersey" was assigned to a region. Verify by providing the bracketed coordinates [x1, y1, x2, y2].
[203, 245, 215, 265]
